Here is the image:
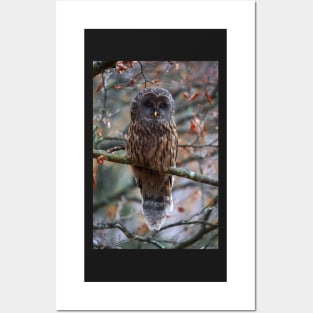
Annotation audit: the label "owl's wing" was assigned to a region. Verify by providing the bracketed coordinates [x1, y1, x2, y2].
[170, 124, 178, 167]
[169, 124, 178, 187]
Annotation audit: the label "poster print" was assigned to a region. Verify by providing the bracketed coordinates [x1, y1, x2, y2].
[57, 1, 255, 309]
[85, 30, 227, 282]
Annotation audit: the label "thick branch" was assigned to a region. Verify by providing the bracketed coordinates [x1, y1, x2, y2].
[93, 149, 218, 186]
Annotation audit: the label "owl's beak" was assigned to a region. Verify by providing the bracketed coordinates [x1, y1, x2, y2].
[154, 110, 158, 118]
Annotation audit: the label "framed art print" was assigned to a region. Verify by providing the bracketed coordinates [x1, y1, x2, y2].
[86, 29, 226, 282]
[57, 1, 255, 310]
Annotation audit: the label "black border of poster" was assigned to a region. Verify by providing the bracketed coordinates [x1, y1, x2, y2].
[85, 29, 226, 282]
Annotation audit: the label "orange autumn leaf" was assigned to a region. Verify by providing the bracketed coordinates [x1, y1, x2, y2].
[106, 205, 117, 219]
[190, 117, 205, 136]
[127, 78, 135, 86]
[115, 61, 129, 74]
[95, 81, 103, 94]
[189, 119, 199, 135]
[182, 92, 189, 99]
[115, 67, 124, 74]
[187, 92, 200, 102]
[113, 84, 122, 89]
[122, 60, 133, 68]
[205, 92, 213, 104]
[119, 64, 128, 71]
[97, 155, 105, 164]
[93, 159, 98, 189]
[151, 79, 161, 84]
[201, 124, 206, 137]
[136, 224, 149, 235]
[190, 123, 198, 134]
[96, 127, 103, 137]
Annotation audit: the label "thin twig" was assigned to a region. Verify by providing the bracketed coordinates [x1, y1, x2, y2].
[201, 233, 218, 249]
[173, 224, 217, 249]
[159, 220, 217, 232]
[138, 61, 153, 87]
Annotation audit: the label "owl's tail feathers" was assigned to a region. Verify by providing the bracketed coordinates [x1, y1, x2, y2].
[143, 196, 172, 231]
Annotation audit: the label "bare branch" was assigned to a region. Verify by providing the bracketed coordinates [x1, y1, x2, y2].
[159, 220, 217, 232]
[156, 197, 218, 249]
[94, 222, 165, 249]
[94, 199, 218, 249]
[138, 61, 152, 87]
[179, 144, 218, 149]
[172, 223, 217, 249]
[171, 198, 218, 249]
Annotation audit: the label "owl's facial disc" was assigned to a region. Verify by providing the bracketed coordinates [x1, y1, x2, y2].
[140, 94, 170, 121]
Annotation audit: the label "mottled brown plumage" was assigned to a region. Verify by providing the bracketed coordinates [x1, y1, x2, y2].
[126, 87, 178, 230]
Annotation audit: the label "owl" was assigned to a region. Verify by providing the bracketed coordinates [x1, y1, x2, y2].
[126, 87, 178, 230]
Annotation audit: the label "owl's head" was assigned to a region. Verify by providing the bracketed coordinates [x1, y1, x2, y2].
[131, 87, 175, 122]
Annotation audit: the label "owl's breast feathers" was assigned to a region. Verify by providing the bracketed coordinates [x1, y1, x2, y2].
[127, 118, 178, 172]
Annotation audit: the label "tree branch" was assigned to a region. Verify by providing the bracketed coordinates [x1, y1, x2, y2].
[155, 197, 218, 249]
[96, 137, 218, 151]
[171, 199, 218, 249]
[93, 222, 165, 249]
[179, 144, 218, 149]
[93, 180, 136, 210]
[159, 220, 217, 232]
[138, 61, 152, 87]
[93, 149, 218, 186]
[93, 61, 117, 77]
[172, 223, 217, 249]
[94, 198, 218, 249]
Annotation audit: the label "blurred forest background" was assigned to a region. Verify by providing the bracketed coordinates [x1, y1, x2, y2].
[92, 61, 219, 249]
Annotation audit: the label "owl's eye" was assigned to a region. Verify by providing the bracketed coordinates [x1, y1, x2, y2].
[159, 102, 167, 109]
[144, 101, 153, 108]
